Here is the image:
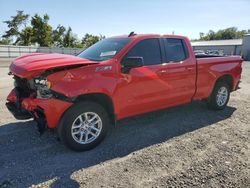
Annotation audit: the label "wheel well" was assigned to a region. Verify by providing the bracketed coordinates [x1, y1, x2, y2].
[215, 75, 233, 91]
[75, 93, 115, 124]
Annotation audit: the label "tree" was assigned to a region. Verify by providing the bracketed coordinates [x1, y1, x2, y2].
[62, 27, 81, 48]
[2, 10, 29, 44]
[31, 14, 53, 46]
[1, 11, 106, 48]
[0, 38, 12, 45]
[81, 34, 104, 48]
[199, 32, 204, 39]
[199, 27, 249, 41]
[16, 26, 33, 46]
[207, 30, 216, 40]
[52, 25, 66, 47]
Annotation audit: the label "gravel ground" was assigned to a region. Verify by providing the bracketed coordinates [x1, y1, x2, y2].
[0, 62, 249, 188]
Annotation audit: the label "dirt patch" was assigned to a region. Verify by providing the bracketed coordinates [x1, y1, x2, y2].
[0, 62, 249, 187]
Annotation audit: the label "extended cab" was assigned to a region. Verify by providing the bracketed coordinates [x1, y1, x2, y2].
[6, 33, 243, 151]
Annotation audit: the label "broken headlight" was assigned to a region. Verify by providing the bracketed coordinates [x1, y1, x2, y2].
[34, 78, 52, 99]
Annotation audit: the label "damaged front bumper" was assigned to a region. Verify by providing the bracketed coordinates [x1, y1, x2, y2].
[6, 102, 32, 120]
[6, 89, 73, 133]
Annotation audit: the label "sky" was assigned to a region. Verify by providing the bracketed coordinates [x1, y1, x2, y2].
[0, 0, 250, 40]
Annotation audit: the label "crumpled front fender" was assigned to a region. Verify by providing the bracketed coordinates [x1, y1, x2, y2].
[7, 89, 73, 128]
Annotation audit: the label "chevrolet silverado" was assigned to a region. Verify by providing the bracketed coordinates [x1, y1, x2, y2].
[6, 33, 243, 151]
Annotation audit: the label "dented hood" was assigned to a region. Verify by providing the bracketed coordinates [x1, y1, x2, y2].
[10, 53, 98, 78]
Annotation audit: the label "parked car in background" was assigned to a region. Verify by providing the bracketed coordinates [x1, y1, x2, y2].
[6, 33, 243, 151]
[194, 49, 206, 55]
[206, 50, 220, 56]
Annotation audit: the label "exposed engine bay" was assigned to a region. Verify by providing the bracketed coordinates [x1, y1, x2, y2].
[7, 65, 84, 134]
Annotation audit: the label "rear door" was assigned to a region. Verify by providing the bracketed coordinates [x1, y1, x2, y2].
[158, 38, 196, 105]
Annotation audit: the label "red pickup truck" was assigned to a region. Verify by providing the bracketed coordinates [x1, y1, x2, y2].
[6, 33, 243, 151]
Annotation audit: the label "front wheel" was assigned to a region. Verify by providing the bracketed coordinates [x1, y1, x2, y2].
[207, 81, 230, 110]
[58, 101, 109, 151]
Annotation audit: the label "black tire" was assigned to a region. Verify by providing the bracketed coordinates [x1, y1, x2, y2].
[57, 101, 109, 151]
[207, 81, 230, 110]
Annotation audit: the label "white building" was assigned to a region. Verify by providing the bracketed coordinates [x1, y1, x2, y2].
[191, 34, 250, 61]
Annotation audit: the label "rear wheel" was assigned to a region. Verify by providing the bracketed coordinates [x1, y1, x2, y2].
[58, 101, 109, 151]
[207, 81, 230, 110]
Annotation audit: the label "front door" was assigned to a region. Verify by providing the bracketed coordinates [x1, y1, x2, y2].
[116, 38, 169, 118]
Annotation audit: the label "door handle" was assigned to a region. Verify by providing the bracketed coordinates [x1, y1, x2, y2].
[186, 67, 194, 71]
[158, 70, 167, 75]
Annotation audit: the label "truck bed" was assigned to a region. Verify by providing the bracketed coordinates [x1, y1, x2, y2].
[194, 55, 243, 100]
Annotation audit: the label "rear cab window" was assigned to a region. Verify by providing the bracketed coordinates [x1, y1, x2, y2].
[163, 38, 189, 62]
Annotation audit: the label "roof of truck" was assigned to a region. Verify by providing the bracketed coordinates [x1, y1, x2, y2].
[111, 34, 188, 39]
[111, 34, 160, 38]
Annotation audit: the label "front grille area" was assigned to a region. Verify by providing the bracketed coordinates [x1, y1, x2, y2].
[14, 76, 35, 98]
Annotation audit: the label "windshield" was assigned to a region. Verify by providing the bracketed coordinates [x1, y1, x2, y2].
[78, 38, 131, 61]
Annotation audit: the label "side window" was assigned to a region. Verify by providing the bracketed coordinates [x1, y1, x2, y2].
[164, 38, 188, 62]
[125, 39, 162, 65]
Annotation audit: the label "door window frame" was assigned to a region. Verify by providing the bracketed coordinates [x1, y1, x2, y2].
[161, 38, 189, 63]
[121, 38, 165, 66]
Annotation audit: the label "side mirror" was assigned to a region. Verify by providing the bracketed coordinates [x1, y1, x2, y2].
[121, 57, 144, 73]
